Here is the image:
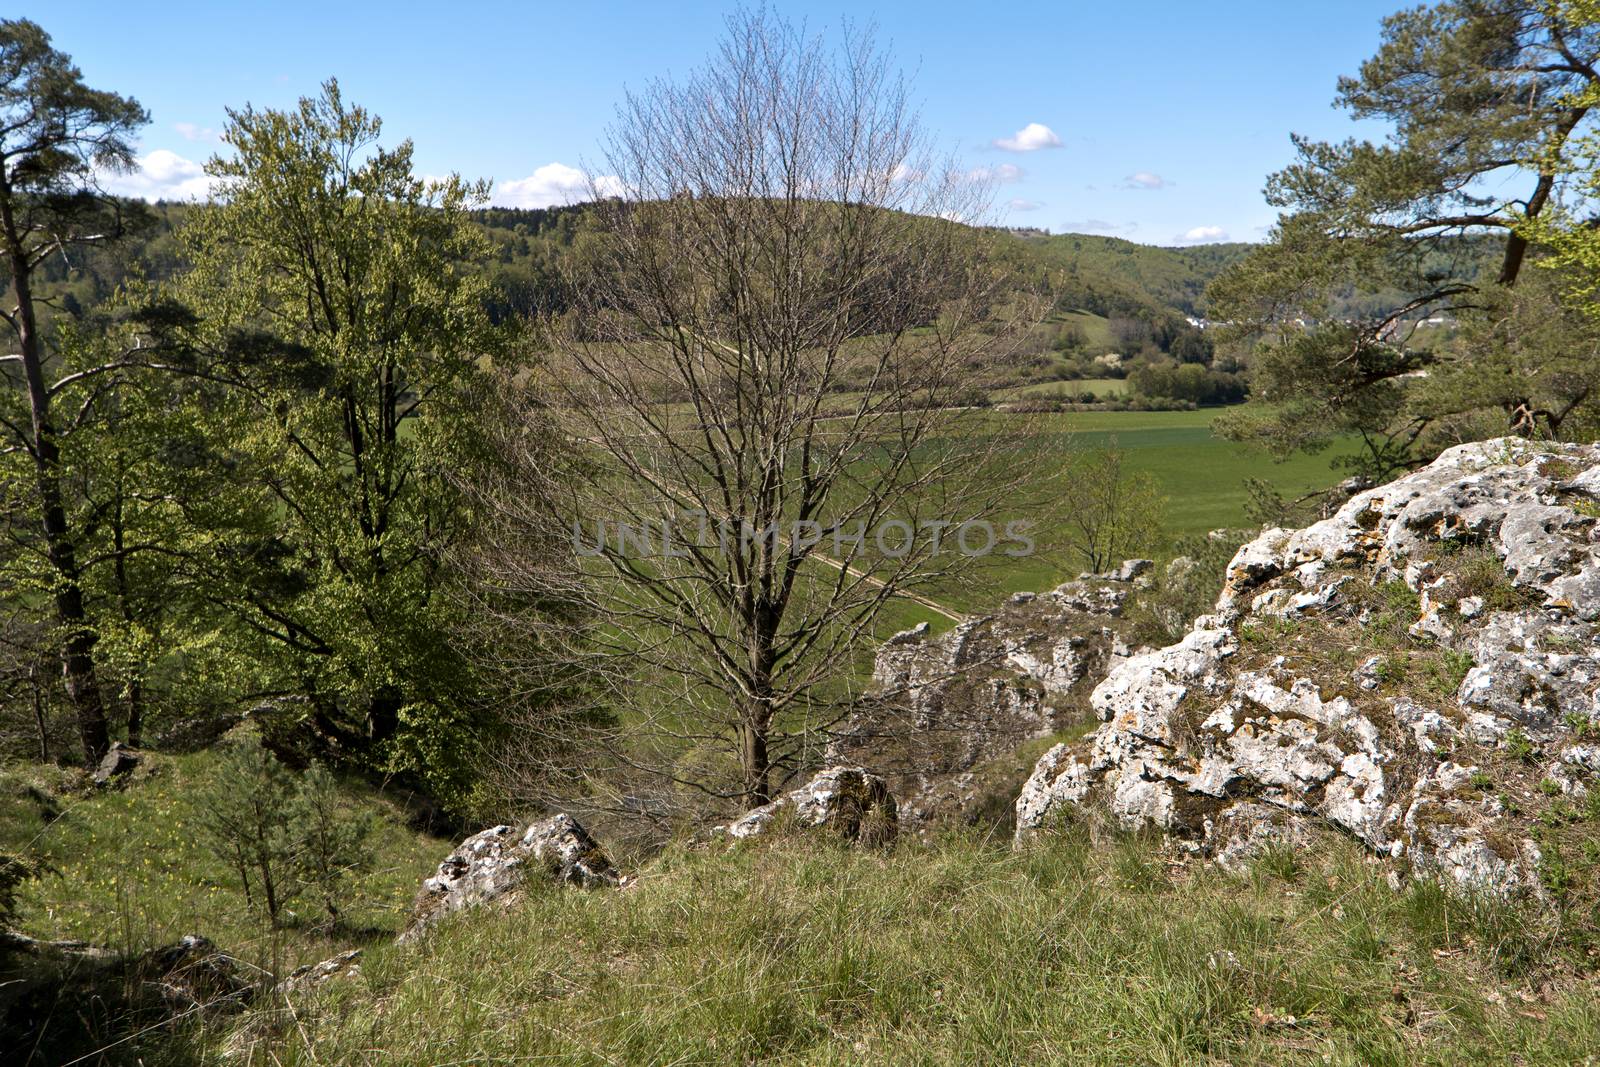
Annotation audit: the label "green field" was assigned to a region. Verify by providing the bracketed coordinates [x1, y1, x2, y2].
[1000, 377, 1131, 400]
[899, 408, 1352, 617]
[1057, 308, 1114, 348]
[1044, 409, 1350, 539]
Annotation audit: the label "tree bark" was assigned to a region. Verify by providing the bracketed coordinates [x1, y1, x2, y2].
[0, 182, 111, 766]
[740, 620, 777, 807]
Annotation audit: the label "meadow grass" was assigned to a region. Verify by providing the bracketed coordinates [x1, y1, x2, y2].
[0, 753, 446, 975]
[999, 377, 1131, 400]
[880, 408, 1358, 620]
[226, 826, 1600, 1066]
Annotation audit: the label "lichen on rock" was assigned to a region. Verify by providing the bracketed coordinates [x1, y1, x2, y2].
[1015, 438, 1600, 898]
[722, 766, 898, 846]
[401, 813, 620, 942]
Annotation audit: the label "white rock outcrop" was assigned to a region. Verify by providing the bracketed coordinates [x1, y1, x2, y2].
[1017, 439, 1600, 897]
[401, 814, 619, 941]
[832, 573, 1143, 825]
[723, 766, 898, 845]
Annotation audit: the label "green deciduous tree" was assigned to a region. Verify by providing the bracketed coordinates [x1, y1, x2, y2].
[1057, 441, 1165, 574]
[176, 81, 511, 809]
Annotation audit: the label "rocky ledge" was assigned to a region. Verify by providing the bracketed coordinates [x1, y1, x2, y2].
[830, 573, 1146, 827]
[1016, 439, 1600, 897]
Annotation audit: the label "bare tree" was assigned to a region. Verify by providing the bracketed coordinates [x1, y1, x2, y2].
[499, 10, 1042, 811]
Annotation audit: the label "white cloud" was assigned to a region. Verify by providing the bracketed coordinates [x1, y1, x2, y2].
[1175, 225, 1229, 244]
[493, 162, 623, 208]
[968, 162, 1024, 184]
[1122, 171, 1169, 190]
[889, 161, 923, 184]
[993, 122, 1061, 152]
[1061, 218, 1137, 236]
[173, 122, 220, 142]
[101, 149, 215, 201]
[1007, 198, 1043, 212]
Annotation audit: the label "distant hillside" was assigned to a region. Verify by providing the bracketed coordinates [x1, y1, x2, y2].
[27, 199, 1250, 337]
[997, 231, 1254, 317]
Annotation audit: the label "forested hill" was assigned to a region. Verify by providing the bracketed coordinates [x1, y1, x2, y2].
[39, 199, 1255, 333]
[996, 230, 1254, 318]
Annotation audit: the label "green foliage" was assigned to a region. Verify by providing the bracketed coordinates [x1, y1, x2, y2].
[1505, 728, 1536, 764]
[288, 762, 376, 923]
[1, 751, 438, 957]
[0, 17, 153, 765]
[1374, 654, 1408, 686]
[195, 733, 303, 925]
[1055, 439, 1167, 573]
[0, 850, 38, 930]
[1426, 649, 1475, 697]
[1124, 529, 1250, 646]
[173, 81, 515, 809]
[1563, 711, 1600, 739]
[1208, 2, 1600, 476]
[195, 733, 377, 928]
[1128, 361, 1246, 406]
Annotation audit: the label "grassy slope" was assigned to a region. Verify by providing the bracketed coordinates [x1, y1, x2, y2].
[1001, 231, 1255, 315]
[236, 828, 1600, 1066]
[1, 752, 446, 974]
[1000, 376, 1131, 400]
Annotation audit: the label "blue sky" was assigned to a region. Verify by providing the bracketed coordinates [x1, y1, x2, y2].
[37, 0, 1404, 246]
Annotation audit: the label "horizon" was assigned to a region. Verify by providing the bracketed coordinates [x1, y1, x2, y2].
[37, 0, 1405, 248]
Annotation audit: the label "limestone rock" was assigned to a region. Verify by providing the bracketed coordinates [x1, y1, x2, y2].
[401, 813, 619, 942]
[1017, 439, 1600, 899]
[724, 766, 897, 845]
[833, 575, 1134, 826]
[278, 949, 362, 994]
[93, 742, 140, 787]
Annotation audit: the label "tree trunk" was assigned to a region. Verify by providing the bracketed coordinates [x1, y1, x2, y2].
[30, 663, 47, 761]
[740, 623, 777, 808]
[112, 496, 144, 747]
[739, 709, 773, 808]
[0, 188, 110, 767]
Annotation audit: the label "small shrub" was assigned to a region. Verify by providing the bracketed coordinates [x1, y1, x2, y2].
[196, 734, 376, 927]
[0, 850, 39, 930]
[197, 733, 302, 925]
[1374, 655, 1408, 685]
[1426, 649, 1475, 696]
[1505, 728, 1535, 764]
[1382, 579, 1421, 616]
[1563, 711, 1598, 739]
[290, 763, 377, 924]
